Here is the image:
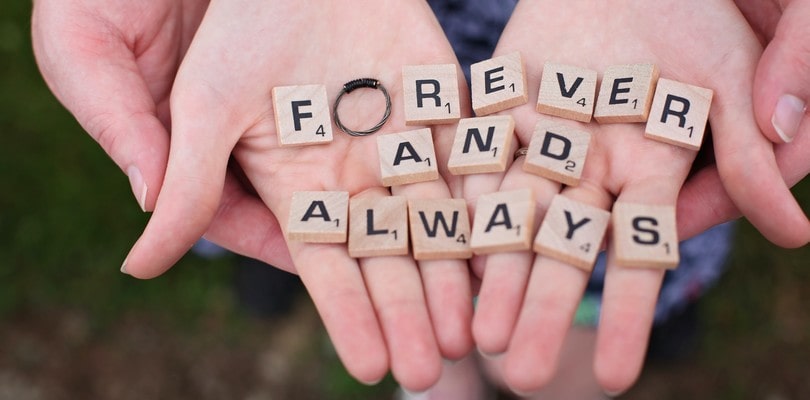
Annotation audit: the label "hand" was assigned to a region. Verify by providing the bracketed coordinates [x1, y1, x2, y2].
[679, 0, 810, 245]
[31, 0, 293, 269]
[120, 0, 473, 390]
[467, 0, 776, 394]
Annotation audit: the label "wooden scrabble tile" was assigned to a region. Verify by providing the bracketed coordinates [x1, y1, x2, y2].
[272, 84, 333, 146]
[377, 128, 439, 186]
[523, 120, 591, 186]
[593, 64, 660, 123]
[287, 191, 349, 243]
[408, 198, 472, 260]
[402, 64, 461, 125]
[470, 189, 535, 254]
[447, 115, 515, 175]
[536, 62, 598, 123]
[611, 202, 679, 269]
[348, 195, 409, 258]
[471, 52, 529, 116]
[533, 194, 610, 271]
[644, 78, 713, 151]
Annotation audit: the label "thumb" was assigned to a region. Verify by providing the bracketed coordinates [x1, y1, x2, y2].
[32, 4, 169, 212]
[121, 94, 240, 279]
[752, 0, 810, 144]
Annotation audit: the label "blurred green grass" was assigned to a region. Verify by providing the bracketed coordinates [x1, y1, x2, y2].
[1, 2, 808, 399]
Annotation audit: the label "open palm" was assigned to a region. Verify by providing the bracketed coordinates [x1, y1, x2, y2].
[466, 0, 783, 395]
[121, 0, 473, 391]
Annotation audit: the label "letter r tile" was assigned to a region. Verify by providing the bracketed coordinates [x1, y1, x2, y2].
[533, 194, 610, 271]
[447, 115, 515, 175]
[288, 191, 349, 243]
[470, 189, 535, 255]
[377, 128, 439, 186]
[408, 198, 472, 260]
[536, 62, 598, 123]
[402, 64, 461, 125]
[523, 120, 591, 186]
[612, 202, 679, 269]
[348, 195, 409, 258]
[471, 52, 529, 116]
[644, 78, 713, 151]
[272, 84, 333, 146]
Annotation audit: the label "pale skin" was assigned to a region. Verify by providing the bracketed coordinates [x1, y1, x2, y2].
[31, 0, 810, 395]
[469, 0, 806, 395]
[116, 0, 474, 391]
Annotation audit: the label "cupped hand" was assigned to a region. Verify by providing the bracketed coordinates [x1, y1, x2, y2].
[466, 0, 781, 395]
[121, 0, 473, 390]
[31, 0, 292, 269]
[679, 0, 810, 245]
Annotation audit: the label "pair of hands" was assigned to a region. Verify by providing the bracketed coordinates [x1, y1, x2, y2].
[33, 0, 809, 395]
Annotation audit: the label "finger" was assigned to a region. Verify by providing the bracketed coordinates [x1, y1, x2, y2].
[122, 93, 239, 279]
[360, 254, 442, 391]
[32, 7, 168, 212]
[710, 53, 810, 248]
[593, 180, 681, 393]
[291, 242, 390, 386]
[258, 181, 391, 385]
[502, 182, 612, 394]
[392, 180, 474, 361]
[752, 0, 810, 144]
[471, 159, 561, 356]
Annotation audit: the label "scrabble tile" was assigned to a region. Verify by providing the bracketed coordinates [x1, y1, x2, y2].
[471, 52, 529, 116]
[447, 115, 515, 175]
[377, 128, 439, 186]
[470, 189, 535, 254]
[536, 62, 598, 123]
[593, 64, 660, 123]
[644, 78, 713, 151]
[611, 202, 679, 269]
[402, 64, 462, 125]
[348, 195, 409, 258]
[533, 194, 610, 271]
[523, 120, 591, 186]
[272, 84, 333, 146]
[408, 199, 472, 260]
[287, 191, 349, 243]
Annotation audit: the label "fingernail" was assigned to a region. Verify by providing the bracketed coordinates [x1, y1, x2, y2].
[126, 165, 148, 212]
[120, 257, 129, 275]
[604, 389, 626, 398]
[772, 94, 806, 143]
[358, 377, 383, 386]
[476, 346, 503, 360]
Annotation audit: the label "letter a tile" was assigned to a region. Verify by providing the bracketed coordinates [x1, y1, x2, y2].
[348, 195, 409, 258]
[644, 78, 713, 151]
[402, 64, 461, 125]
[593, 64, 660, 123]
[272, 84, 333, 146]
[536, 62, 598, 123]
[408, 199, 472, 260]
[523, 120, 591, 186]
[533, 195, 610, 271]
[377, 128, 439, 186]
[611, 202, 679, 269]
[447, 116, 515, 175]
[470, 189, 535, 254]
[287, 191, 349, 243]
[471, 52, 529, 116]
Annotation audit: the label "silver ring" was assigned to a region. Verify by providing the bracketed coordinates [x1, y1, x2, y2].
[514, 147, 529, 161]
[333, 78, 391, 137]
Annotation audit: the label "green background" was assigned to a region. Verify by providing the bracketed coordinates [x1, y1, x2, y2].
[2, 2, 808, 399]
